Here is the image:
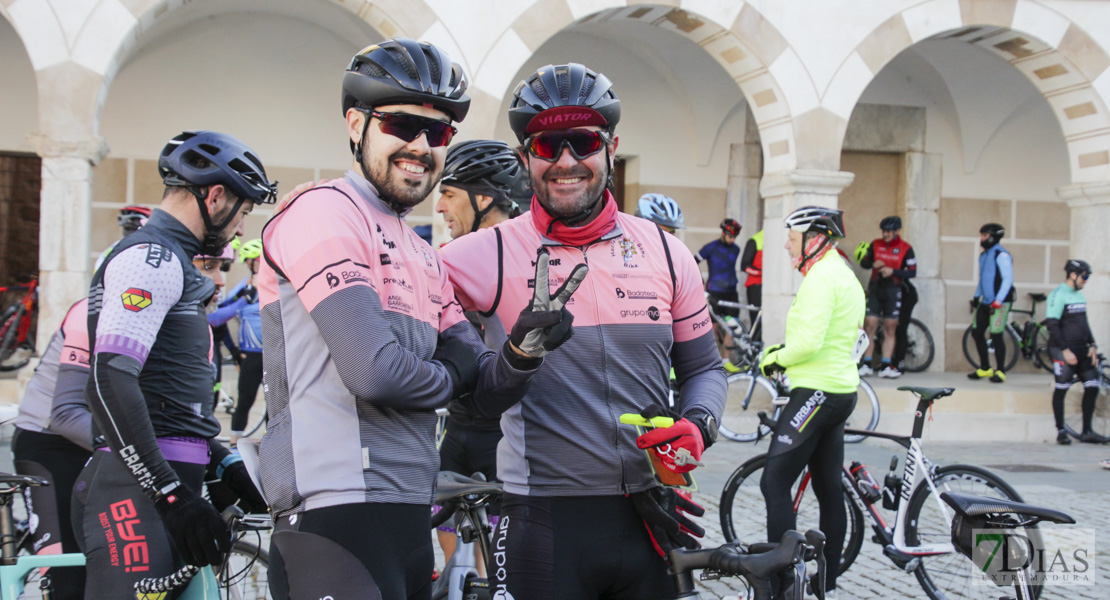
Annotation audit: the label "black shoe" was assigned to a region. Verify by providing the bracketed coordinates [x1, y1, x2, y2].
[1057, 430, 1072, 445]
[1079, 431, 1107, 444]
[989, 371, 1006, 383]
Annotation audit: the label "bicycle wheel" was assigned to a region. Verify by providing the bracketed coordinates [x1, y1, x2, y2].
[904, 464, 1037, 600]
[902, 318, 935, 373]
[844, 380, 880, 444]
[1030, 322, 1053, 373]
[961, 325, 1019, 373]
[717, 373, 778, 442]
[0, 306, 34, 372]
[1061, 375, 1110, 439]
[718, 454, 863, 575]
[218, 540, 271, 599]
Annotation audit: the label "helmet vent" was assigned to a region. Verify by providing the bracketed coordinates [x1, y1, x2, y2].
[531, 79, 551, 103]
[580, 76, 595, 100]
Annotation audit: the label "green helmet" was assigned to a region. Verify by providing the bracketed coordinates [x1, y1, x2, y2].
[853, 241, 871, 264]
[239, 238, 263, 261]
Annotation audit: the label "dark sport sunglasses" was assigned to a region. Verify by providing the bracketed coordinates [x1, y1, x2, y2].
[525, 130, 611, 162]
[370, 111, 457, 147]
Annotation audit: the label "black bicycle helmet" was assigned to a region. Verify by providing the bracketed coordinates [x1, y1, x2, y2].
[980, 223, 1005, 248]
[880, 215, 902, 231]
[441, 140, 524, 232]
[635, 194, 685, 230]
[341, 38, 470, 122]
[720, 218, 740, 237]
[158, 131, 277, 205]
[508, 63, 621, 143]
[1065, 259, 1092, 276]
[785, 206, 846, 238]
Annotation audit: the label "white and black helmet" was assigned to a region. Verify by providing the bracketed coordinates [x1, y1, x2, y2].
[635, 194, 685, 230]
[784, 206, 846, 238]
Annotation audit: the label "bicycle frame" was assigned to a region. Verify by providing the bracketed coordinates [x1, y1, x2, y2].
[794, 396, 956, 559]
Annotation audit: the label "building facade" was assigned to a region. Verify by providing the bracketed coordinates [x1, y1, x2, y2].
[3, 0, 1110, 375]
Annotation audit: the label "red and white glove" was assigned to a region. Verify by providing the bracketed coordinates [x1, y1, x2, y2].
[990, 300, 1003, 310]
[636, 418, 705, 474]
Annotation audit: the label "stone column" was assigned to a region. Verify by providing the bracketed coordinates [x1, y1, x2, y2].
[1059, 182, 1110, 346]
[901, 152, 945, 371]
[758, 169, 856, 343]
[28, 134, 108, 352]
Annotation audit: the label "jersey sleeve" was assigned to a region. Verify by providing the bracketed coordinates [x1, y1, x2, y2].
[266, 191, 454, 409]
[995, 252, 1014, 302]
[859, 240, 876, 270]
[87, 244, 185, 496]
[50, 299, 93, 450]
[740, 239, 759, 276]
[439, 229, 500, 314]
[895, 246, 917, 279]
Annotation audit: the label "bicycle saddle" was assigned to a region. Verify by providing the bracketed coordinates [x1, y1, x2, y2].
[897, 387, 954, 403]
[941, 492, 1074, 524]
[1028, 292, 1047, 302]
[0, 473, 49, 488]
[435, 471, 503, 504]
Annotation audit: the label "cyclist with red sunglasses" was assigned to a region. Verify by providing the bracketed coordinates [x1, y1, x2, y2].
[440, 63, 726, 600]
[257, 39, 553, 600]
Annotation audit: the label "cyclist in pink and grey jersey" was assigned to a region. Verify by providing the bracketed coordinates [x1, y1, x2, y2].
[257, 39, 571, 600]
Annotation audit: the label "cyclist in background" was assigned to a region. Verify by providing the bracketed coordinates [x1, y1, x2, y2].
[1046, 259, 1103, 444]
[969, 222, 1015, 383]
[94, 205, 152, 271]
[435, 139, 524, 241]
[699, 218, 743, 372]
[441, 62, 726, 600]
[857, 216, 916, 378]
[759, 206, 865, 600]
[222, 238, 264, 445]
[76, 130, 274, 596]
[433, 139, 525, 572]
[740, 229, 763, 341]
[635, 193, 685, 234]
[11, 298, 93, 600]
[258, 39, 546, 600]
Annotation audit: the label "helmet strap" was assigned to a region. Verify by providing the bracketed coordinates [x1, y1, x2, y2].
[191, 186, 245, 255]
[466, 190, 495, 234]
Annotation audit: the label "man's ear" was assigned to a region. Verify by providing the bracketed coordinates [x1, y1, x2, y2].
[205, 184, 226, 214]
[475, 194, 494, 211]
[609, 134, 619, 158]
[346, 109, 366, 145]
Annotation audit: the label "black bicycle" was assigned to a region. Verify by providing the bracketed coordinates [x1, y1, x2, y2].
[962, 293, 1052, 373]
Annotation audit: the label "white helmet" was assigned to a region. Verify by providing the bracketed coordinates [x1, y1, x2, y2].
[635, 194, 685, 230]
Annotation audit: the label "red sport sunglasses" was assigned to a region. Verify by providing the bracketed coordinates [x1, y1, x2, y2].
[525, 130, 611, 162]
[370, 111, 457, 147]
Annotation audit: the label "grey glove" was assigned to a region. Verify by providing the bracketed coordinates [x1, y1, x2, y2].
[509, 250, 588, 358]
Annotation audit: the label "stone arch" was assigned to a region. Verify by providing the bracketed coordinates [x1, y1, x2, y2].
[467, 1, 807, 172]
[824, 0, 1110, 183]
[0, 8, 38, 153]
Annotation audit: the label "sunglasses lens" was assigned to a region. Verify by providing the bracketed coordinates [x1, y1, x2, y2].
[528, 131, 605, 161]
[375, 113, 455, 147]
[1083, 273, 1091, 280]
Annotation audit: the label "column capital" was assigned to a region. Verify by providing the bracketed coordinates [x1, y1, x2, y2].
[1058, 181, 1110, 208]
[26, 134, 110, 165]
[759, 169, 855, 201]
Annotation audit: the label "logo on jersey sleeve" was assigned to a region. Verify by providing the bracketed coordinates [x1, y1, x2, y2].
[143, 244, 173, 269]
[120, 289, 152, 312]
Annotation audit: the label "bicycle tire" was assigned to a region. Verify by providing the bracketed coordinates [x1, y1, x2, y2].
[1062, 374, 1110, 440]
[718, 454, 864, 576]
[0, 306, 35, 372]
[1030, 322, 1052, 373]
[218, 540, 271, 599]
[717, 373, 779, 442]
[844, 380, 880, 444]
[904, 464, 1038, 600]
[961, 324, 1019, 373]
[902, 318, 935, 373]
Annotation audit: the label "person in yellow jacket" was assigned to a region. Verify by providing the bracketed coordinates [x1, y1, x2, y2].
[758, 206, 865, 599]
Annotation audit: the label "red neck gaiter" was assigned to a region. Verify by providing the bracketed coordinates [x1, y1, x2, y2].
[794, 235, 835, 276]
[530, 191, 618, 246]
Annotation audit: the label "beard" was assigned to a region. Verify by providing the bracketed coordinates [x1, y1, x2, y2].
[364, 147, 440, 211]
[202, 201, 239, 256]
[531, 164, 608, 219]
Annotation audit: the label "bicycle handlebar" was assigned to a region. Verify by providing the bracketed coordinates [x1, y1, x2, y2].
[669, 530, 815, 600]
[133, 505, 251, 594]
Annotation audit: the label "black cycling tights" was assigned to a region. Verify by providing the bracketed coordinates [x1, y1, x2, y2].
[971, 304, 1007, 371]
[761, 387, 855, 592]
[231, 351, 263, 432]
[1051, 350, 1101, 431]
[269, 503, 433, 600]
[490, 494, 676, 600]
